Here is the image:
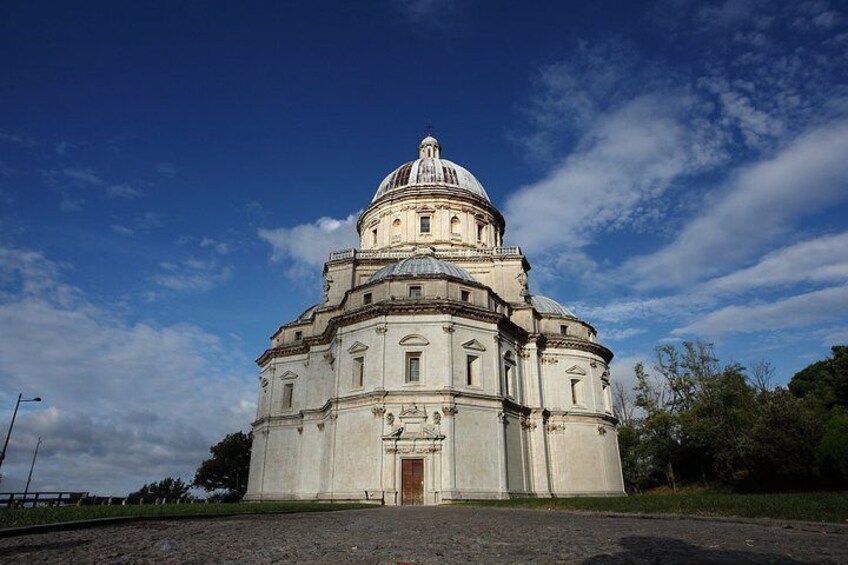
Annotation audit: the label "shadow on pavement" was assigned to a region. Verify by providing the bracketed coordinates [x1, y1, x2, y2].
[0, 539, 92, 558]
[583, 536, 805, 564]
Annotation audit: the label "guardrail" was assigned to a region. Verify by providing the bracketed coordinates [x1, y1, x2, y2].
[1, 492, 205, 509]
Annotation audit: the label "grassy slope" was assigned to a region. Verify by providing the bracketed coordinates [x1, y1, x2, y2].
[0, 502, 376, 529]
[465, 493, 848, 524]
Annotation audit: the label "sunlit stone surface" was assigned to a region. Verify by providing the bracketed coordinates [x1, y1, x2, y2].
[245, 137, 625, 505]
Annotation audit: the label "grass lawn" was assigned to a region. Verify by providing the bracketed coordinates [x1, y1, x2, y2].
[0, 501, 376, 529]
[464, 492, 848, 524]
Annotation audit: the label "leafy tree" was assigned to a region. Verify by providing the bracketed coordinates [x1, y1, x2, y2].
[127, 477, 193, 502]
[617, 422, 651, 493]
[742, 390, 823, 491]
[194, 431, 252, 500]
[789, 345, 848, 409]
[634, 361, 682, 490]
[816, 408, 848, 487]
[681, 364, 756, 484]
[622, 342, 846, 493]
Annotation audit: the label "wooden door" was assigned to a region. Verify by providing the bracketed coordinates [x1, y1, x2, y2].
[401, 458, 424, 505]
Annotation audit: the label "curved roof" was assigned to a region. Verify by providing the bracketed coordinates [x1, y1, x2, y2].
[372, 136, 490, 203]
[295, 304, 319, 322]
[369, 255, 476, 284]
[531, 295, 576, 318]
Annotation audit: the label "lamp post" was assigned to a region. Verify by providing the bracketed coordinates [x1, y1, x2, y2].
[23, 437, 42, 503]
[0, 394, 42, 480]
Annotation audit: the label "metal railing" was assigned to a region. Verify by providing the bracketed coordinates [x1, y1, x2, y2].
[328, 246, 523, 262]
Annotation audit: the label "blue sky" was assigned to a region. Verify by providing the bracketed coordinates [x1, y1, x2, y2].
[1, 0, 847, 495]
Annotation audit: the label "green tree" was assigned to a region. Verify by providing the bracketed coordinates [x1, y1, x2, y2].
[127, 477, 193, 502]
[194, 431, 252, 500]
[681, 364, 757, 484]
[616, 422, 651, 493]
[743, 389, 823, 491]
[631, 342, 761, 489]
[816, 408, 848, 486]
[789, 345, 848, 409]
[634, 361, 682, 490]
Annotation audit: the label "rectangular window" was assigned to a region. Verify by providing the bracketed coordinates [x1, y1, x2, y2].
[408, 285, 422, 298]
[294, 331, 303, 341]
[570, 378, 580, 405]
[406, 353, 421, 383]
[466, 355, 479, 386]
[353, 357, 365, 388]
[504, 364, 513, 397]
[420, 216, 431, 233]
[477, 224, 485, 243]
[371, 228, 378, 246]
[282, 383, 294, 410]
[461, 289, 471, 303]
[363, 292, 372, 305]
[560, 325, 568, 335]
[602, 382, 611, 412]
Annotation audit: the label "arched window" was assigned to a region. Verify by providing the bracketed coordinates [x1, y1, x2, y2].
[477, 223, 486, 244]
[503, 351, 516, 398]
[392, 218, 402, 242]
[451, 216, 461, 238]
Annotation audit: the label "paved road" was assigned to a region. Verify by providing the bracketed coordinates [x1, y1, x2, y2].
[0, 507, 845, 564]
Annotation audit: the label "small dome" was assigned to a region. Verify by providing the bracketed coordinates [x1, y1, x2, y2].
[419, 135, 440, 152]
[369, 255, 476, 284]
[296, 304, 319, 322]
[531, 295, 576, 318]
[373, 137, 490, 203]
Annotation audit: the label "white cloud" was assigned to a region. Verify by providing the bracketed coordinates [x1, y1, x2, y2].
[110, 224, 135, 237]
[505, 92, 724, 262]
[63, 167, 103, 186]
[153, 258, 233, 292]
[620, 121, 848, 290]
[106, 183, 142, 199]
[258, 212, 360, 276]
[579, 230, 848, 330]
[200, 237, 232, 255]
[55, 141, 73, 156]
[674, 284, 848, 336]
[0, 247, 255, 494]
[599, 327, 648, 342]
[609, 354, 649, 394]
[814, 325, 848, 346]
[391, 0, 458, 29]
[706, 231, 848, 294]
[156, 163, 177, 176]
[0, 130, 34, 146]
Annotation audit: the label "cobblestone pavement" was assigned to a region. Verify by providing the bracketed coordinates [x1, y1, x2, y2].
[0, 507, 846, 564]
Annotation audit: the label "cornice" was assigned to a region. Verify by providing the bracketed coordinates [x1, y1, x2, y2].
[358, 188, 505, 232]
[543, 337, 614, 363]
[251, 391, 619, 430]
[256, 299, 528, 366]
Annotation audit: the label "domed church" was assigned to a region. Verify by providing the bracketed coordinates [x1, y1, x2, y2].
[245, 136, 625, 504]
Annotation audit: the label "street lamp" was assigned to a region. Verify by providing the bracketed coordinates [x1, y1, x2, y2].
[23, 437, 42, 502]
[0, 394, 43, 480]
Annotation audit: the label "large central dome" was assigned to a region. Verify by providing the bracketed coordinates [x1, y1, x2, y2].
[372, 136, 490, 203]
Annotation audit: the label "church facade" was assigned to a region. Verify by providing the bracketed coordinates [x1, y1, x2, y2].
[245, 136, 625, 505]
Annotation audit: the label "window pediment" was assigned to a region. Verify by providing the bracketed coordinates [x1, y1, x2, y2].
[279, 370, 299, 380]
[462, 339, 487, 352]
[565, 364, 587, 376]
[399, 334, 429, 346]
[347, 341, 369, 354]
